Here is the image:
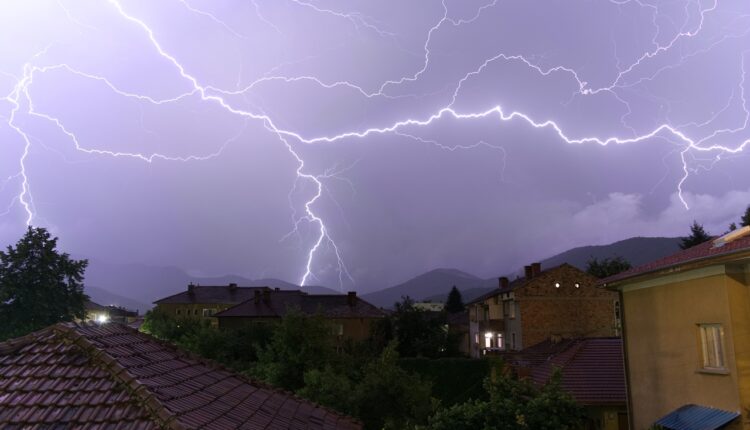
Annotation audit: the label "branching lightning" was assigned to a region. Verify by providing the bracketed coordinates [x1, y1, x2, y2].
[2, 0, 749, 287]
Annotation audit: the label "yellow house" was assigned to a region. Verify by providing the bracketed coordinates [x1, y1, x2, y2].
[602, 227, 750, 430]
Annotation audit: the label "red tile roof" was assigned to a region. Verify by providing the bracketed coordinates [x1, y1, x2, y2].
[601, 233, 750, 285]
[0, 323, 362, 429]
[215, 292, 385, 319]
[526, 338, 626, 406]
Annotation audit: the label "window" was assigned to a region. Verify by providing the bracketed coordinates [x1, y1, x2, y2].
[176, 309, 181, 315]
[511, 332, 517, 350]
[484, 332, 493, 348]
[474, 333, 479, 345]
[202, 309, 216, 317]
[497, 333, 504, 350]
[699, 324, 726, 370]
[504, 301, 516, 318]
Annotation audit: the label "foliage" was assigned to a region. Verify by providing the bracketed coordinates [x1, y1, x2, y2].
[0, 227, 88, 340]
[679, 221, 712, 249]
[298, 365, 356, 414]
[423, 369, 585, 430]
[141, 308, 272, 369]
[445, 286, 465, 313]
[354, 342, 434, 430]
[254, 309, 335, 391]
[392, 296, 451, 358]
[399, 358, 490, 406]
[729, 222, 738, 232]
[742, 205, 750, 228]
[585, 256, 632, 279]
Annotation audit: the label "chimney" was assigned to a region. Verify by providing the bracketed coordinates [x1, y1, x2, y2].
[228, 283, 238, 291]
[498, 277, 509, 289]
[531, 262, 541, 277]
[254, 289, 261, 304]
[187, 283, 195, 295]
[347, 291, 356, 307]
[274, 287, 280, 291]
[262, 290, 271, 304]
[524, 265, 533, 280]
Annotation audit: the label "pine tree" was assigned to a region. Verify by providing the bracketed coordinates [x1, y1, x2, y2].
[445, 285, 465, 314]
[741, 205, 750, 228]
[679, 221, 712, 250]
[585, 256, 632, 279]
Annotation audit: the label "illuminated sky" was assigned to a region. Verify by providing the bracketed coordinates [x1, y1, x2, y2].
[1, 0, 749, 292]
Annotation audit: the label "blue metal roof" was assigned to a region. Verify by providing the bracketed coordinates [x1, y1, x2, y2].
[654, 404, 740, 430]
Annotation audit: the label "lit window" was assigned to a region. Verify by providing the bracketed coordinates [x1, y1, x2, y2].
[699, 324, 726, 370]
[574, 283, 580, 288]
[474, 334, 479, 345]
[497, 333, 504, 349]
[484, 332, 493, 348]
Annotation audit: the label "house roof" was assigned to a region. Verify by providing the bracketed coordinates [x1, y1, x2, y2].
[0, 323, 361, 429]
[526, 338, 626, 406]
[601, 230, 750, 286]
[654, 404, 740, 430]
[84, 300, 108, 312]
[215, 291, 385, 319]
[467, 263, 580, 305]
[153, 285, 271, 305]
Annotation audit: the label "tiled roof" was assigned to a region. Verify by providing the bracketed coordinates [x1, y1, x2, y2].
[654, 404, 740, 430]
[0, 323, 362, 429]
[467, 263, 580, 305]
[215, 291, 385, 319]
[601, 231, 750, 285]
[526, 338, 626, 406]
[85, 300, 108, 312]
[153, 285, 270, 305]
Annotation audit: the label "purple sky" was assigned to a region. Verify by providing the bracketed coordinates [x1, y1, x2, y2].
[1, 0, 749, 293]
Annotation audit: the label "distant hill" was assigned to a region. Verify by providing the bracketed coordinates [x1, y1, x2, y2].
[536, 236, 682, 271]
[82, 259, 339, 310]
[369, 236, 682, 308]
[361, 268, 496, 309]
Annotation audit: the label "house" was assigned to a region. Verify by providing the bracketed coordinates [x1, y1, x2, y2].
[153, 283, 270, 326]
[0, 322, 361, 429]
[215, 290, 385, 342]
[466, 263, 619, 357]
[83, 299, 109, 323]
[511, 338, 628, 430]
[601, 226, 750, 430]
[413, 301, 445, 312]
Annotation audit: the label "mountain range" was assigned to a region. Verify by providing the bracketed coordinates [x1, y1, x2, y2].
[83, 236, 682, 311]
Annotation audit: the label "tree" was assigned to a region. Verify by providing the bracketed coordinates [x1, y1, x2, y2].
[392, 296, 449, 358]
[255, 310, 334, 391]
[445, 286, 465, 313]
[679, 221, 712, 250]
[741, 205, 750, 228]
[585, 256, 632, 279]
[0, 227, 88, 340]
[729, 222, 738, 232]
[424, 369, 584, 430]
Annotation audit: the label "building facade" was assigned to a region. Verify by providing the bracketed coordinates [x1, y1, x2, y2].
[467, 263, 619, 358]
[153, 283, 270, 327]
[603, 227, 750, 430]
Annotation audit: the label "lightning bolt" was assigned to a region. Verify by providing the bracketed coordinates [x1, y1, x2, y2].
[2, 0, 749, 289]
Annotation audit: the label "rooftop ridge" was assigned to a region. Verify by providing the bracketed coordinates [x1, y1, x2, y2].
[52, 322, 183, 429]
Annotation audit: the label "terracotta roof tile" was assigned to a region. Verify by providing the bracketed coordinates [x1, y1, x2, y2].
[601, 231, 750, 285]
[525, 338, 626, 406]
[0, 323, 362, 429]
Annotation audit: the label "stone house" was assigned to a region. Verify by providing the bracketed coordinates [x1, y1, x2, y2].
[466, 263, 619, 357]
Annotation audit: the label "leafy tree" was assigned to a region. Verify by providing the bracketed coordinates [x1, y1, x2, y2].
[445, 286, 465, 313]
[0, 227, 88, 340]
[585, 256, 632, 279]
[679, 221, 712, 249]
[729, 222, 738, 232]
[298, 366, 356, 415]
[392, 296, 449, 358]
[742, 205, 750, 228]
[354, 342, 434, 430]
[255, 309, 334, 391]
[424, 368, 584, 430]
